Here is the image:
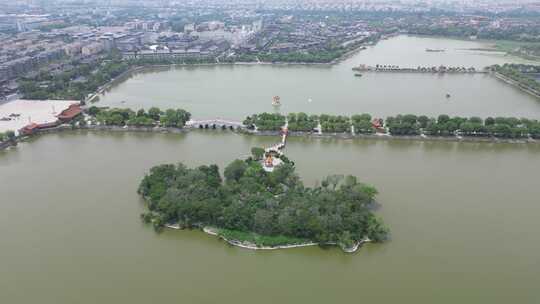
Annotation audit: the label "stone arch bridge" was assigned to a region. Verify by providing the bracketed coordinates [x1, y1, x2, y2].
[186, 119, 245, 130]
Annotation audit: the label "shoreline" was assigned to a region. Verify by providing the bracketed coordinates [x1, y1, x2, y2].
[249, 130, 540, 145]
[356, 69, 487, 74]
[128, 40, 376, 69]
[23, 33, 538, 106]
[3, 124, 540, 152]
[202, 227, 320, 251]
[85, 66, 146, 103]
[492, 72, 540, 99]
[402, 33, 540, 63]
[85, 41, 376, 101]
[201, 227, 370, 253]
[0, 140, 15, 150]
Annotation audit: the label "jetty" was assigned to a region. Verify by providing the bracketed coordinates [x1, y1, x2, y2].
[265, 128, 288, 155]
[352, 64, 484, 74]
[267, 120, 288, 151]
[262, 121, 289, 172]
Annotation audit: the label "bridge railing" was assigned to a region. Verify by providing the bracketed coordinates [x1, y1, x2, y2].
[186, 119, 245, 128]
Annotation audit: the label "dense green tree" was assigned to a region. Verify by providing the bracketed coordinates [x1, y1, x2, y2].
[287, 112, 318, 132]
[19, 59, 130, 100]
[136, 109, 146, 117]
[437, 114, 450, 124]
[351, 113, 374, 134]
[148, 107, 162, 121]
[160, 109, 191, 127]
[418, 115, 430, 128]
[138, 157, 389, 249]
[386, 115, 419, 135]
[251, 147, 265, 160]
[243, 113, 286, 131]
[469, 117, 483, 124]
[88, 106, 100, 116]
[90, 107, 189, 128]
[320, 115, 351, 133]
[5, 130, 15, 141]
[224, 159, 249, 183]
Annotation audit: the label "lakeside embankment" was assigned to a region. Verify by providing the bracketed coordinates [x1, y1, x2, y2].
[492, 72, 540, 99]
[85, 66, 147, 103]
[84, 41, 377, 103]
[4, 105, 540, 152]
[0, 125, 188, 151]
[3, 124, 539, 153]
[250, 130, 540, 144]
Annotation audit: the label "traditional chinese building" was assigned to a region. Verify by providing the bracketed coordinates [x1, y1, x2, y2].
[56, 103, 82, 122]
[19, 103, 81, 135]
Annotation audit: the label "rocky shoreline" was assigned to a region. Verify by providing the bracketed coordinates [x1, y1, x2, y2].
[164, 224, 370, 253]
[200, 227, 370, 253]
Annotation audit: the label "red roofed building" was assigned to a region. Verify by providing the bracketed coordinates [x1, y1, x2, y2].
[57, 103, 82, 122]
[19, 103, 81, 136]
[19, 121, 60, 136]
[19, 123, 40, 136]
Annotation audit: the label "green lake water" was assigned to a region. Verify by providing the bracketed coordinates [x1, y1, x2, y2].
[1, 130, 539, 303]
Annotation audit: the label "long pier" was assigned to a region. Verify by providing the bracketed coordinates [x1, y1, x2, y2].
[265, 121, 288, 156]
[352, 64, 486, 74]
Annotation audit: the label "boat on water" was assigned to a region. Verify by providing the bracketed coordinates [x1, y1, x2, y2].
[272, 96, 281, 106]
[352, 64, 369, 71]
[354, 73, 363, 77]
[426, 48, 445, 52]
[446, 93, 451, 98]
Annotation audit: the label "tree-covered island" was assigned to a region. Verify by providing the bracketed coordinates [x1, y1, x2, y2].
[138, 156, 388, 252]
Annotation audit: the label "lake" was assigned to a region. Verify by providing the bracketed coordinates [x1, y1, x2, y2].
[1, 130, 539, 303]
[97, 35, 540, 120]
[2, 35, 540, 303]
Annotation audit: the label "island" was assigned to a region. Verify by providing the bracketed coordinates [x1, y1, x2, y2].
[138, 155, 388, 253]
